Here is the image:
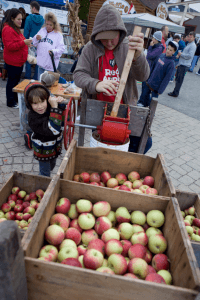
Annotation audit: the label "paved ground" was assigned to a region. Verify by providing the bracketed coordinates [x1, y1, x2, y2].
[0, 67, 199, 196]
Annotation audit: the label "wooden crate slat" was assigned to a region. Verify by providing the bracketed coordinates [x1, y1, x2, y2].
[176, 189, 200, 213]
[25, 257, 198, 300]
[57, 139, 77, 179]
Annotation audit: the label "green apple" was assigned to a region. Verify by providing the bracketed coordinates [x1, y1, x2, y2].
[68, 204, 78, 219]
[78, 255, 85, 268]
[147, 210, 165, 228]
[181, 211, 185, 218]
[76, 199, 93, 213]
[188, 207, 195, 216]
[191, 233, 200, 242]
[115, 207, 131, 223]
[0, 210, 5, 219]
[58, 246, 79, 262]
[185, 226, 193, 236]
[101, 228, 120, 243]
[102, 258, 108, 267]
[157, 270, 172, 285]
[131, 211, 146, 226]
[78, 213, 95, 230]
[148, 234, 167, 254]
[146, 227, 163, 238]
[128, 257, 149, 279]
[107, 211, 116, 227]
[107, 253, 127, 275]
[185, 215, 195, 225]
[59, 239, 77, 250]
[118, 222, 134, 240]
[132, 224, 144, 234]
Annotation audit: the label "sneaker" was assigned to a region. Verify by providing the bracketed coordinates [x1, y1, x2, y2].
[12, 104, 19, 109]
[137, 103, 144, 107]
[196, 72, 200, 76]
[24, 133, 32, 150]
[169, 80, 173, 83]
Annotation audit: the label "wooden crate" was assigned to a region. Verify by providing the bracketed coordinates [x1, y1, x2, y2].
[0, 172, 52, 239]
[22, 176, 200, 300]
[57, 139, 175, 198]
[176, 190, 200, 268]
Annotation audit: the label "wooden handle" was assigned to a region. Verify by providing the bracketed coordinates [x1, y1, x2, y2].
[110, 26, 142, 117]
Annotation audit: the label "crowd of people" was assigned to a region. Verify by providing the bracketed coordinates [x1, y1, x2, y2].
[0, 2, 199, 177]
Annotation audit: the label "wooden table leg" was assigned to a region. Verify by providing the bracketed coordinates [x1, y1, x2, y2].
[78, 89, 87, 146]
[137, 99, 158, 154]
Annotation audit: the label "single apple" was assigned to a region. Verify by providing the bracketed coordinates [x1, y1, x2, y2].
[87, 239, 105, 255]
[7, 194, 18, 202]
[5, 211, 15, 220]
[115, 173, 127, 185]
[81, 229, 98, 246]
[146, 188, 158, 195]
[83, 249, 104, 270]
[30, 200, 38, 209]
[99, 182, 105, 187]
[29, 192, 37, 200]
[193, 218, 200, 228]
[128, 171, 140, 182]
[90, 172, 100, 183]
[16, 200, 23, 205]
[115, 207, 131, 223]
[188, 207, 195, 216]
[61, 257, 82, 268]
[145, 227, 163, 238]
[185, 215, 195, 225]
[148, 265, 157, 274]
[76, 199, 93, 213]
[105, 239, 123, 256]
[1, 203, 11, 213]
[36, 189, 44, 201]
[139, 185, 149, 194]
[107, 211, 116, 227]
[24, 195, 31, 202]
[23, 213, 32, 221]
[186, 226, 193, 235]
[131, 232, 148, 246]
[56, 198, 71, 214]
[78, 255, 85, 268]
[59, 239, 77, 250]
[7, 200, 15, 209]
[22, 201, 30, 210]
[124, 273, 138, 279]
[18, 190, 26, 199]
[65, 227, 82, 245]
[15, 212, 23, 221]
[191, 234, 200, 242]
[131, 211, 146, 226]
[132, 180, 142, 189]
[132, 224, 144, 234]
[144, 249, 152, 264]
[107, 253, 127, 275]
[128, 258, 148, 279]
[181, 211, 185, 218]
[79, 172, 90, 183]
[107, 178, 119, 188]
[132, 189, 143, 194]
[101, 228, 120, 243]
[78, 213, 95, 230]
[50, 213, 70, 232]
[23, 206, 35, 216]
[14, 204, 23, 213]
[152, 254, 169, 271]
[39, 245, 58, 262]
[58, 246, 79, 263]
[96, 267, 115, 274]
[121, 240, 132, 257]
[157, 270, 172, 285]
[90, 182, 99, 186]
[143, 176, 154, 187]
[184, 220, 191, 226]
[95, 216, 112, 235]
[0, 210, 4, 219]
[100, 171, 111, 184]
[45, 224, 65, 246]
[145, 273, 166, 284]
[93, 201, 111, 217]
[148, 234, 167, 254]
[19, 220, 28, 228]
[77, 245, 87, 256]
[118, 185, 131, 192]
[147, 210, 165, 228]
[128, 244, 146, 260]
[12, 187, 20, 195]
[118, 222, 134, 240]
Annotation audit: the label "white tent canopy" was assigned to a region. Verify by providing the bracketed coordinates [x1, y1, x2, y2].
[121, 13, 185, 34]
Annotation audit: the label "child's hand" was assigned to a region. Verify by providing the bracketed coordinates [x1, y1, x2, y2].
[48, 96, 58, 108]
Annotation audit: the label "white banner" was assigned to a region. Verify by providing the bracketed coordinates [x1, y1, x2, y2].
[0, 0, 69, 25]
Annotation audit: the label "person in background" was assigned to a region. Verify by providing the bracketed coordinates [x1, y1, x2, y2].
[24, 81, 66, 177]
[161, 25, 169, 53]
[166, 32, 174, 47]
[0, 9, 10, 80]
[183, 34, 189, 46]
[70, 34, 91, 73]
[169, 34, 180, 83]
[24, 1, 44, 80]
[137, 31, 164, 107]
[32, 12, 65, 80]
[2, 8, 32, 108]
[19, 7, 27, 32]
[74, 4, 150, 154]
[189, 39, 200, 72]
[168, 32, 196, 98]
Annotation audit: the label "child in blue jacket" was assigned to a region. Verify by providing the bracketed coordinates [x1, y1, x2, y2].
[137, 40, 178, 107]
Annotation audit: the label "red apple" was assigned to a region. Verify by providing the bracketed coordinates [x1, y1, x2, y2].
[7, 199, 16, 209]
[77, 245, 87, 256]
[5, 211, 15, 220]
[144, 249, 152, 264]
[29, 192, 37, 200]
[1, 203, 11, 213]
[23, 213, 32, 221]
[56, 198, 71, 214]
[24, 195, 31, 202]
[99, 182, 105, 187]
[95, 216, 112, 235]
[50, 213, 70, 232]
[83, 249, 104, 270]
[128, 244, 146, 260]
[45, 224, 65, 246]
[36, 189, 44, 201]
[30, 200, 38, 209]
[145, 273, 166, 284]
[65, 227, 82, 245]
[7, 194, 18, 202]
[143, 176, 154, 187]
[90, 182, 99, 186]
[128, 171, 140, 182]
[22, 201, 30, 210]
[100, 171, 111, 184]
[90, 172, 100, 183]
[12, 187, 20, 195]
[115, 173, 127, 185]
[121, 240, 132, 257]
[193, 218, 200, 228]
[146, 188, 158, 195]
[35, 203, 40, 210]
[152, 254, 169, 271]
[16, 199, 23, 205]
[15, 212, 24, 221]
[61, 257, 82, 268]
[79, 172, 90, 183]
[81, 229, 98, 246]
[124, 273, 138, 279]
[148, 265, 157, 274]
[123, 181, 133, 189]
[132, 180, 143, 189]
[87, 239, 105, 255]
[14, 204, 23, 213]
[23, 206, 35, 216]
[118, 185, 131, 192]
[70, 218, 83, 233]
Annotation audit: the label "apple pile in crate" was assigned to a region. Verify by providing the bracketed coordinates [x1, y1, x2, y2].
[181, 206, 200, 242]
[0, 187, 45, 229]
[73, 172, 158, 195]
[38, 198, 172, 285]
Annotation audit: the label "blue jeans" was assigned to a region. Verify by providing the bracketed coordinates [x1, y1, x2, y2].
[129, 136, 152, 154]
[39, 158, 57, 177]
[38, 66, 46, 80]
[189, 56, 199, 72]
[6, 63, 23, 107]
[171, 60, 179, 81]
[173, 65, 189, 96]
[25, 61, 38, 80]
[137, 82, 151, 107]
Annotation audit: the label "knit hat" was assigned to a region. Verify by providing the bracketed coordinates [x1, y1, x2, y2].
[153, 31, 162, 42]
[169, 40, 179, 51]
[24, 81, 50, 110]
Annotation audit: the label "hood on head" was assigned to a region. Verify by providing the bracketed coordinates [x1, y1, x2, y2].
[24, 81, 50, 110]
[91, 4, 127, 49]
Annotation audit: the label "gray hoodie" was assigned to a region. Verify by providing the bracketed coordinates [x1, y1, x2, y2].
[179, 40, 196, 67]
[73, 4, 150, 105]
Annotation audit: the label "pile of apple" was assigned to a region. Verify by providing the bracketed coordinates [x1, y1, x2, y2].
[0, 186, 45, 230]
[181, 206, 200, 242]
[73, 171, 158, 195]
[38, 197, 172, 285]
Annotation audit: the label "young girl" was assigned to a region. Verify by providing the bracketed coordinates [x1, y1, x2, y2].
[24, 81, 65, 177]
